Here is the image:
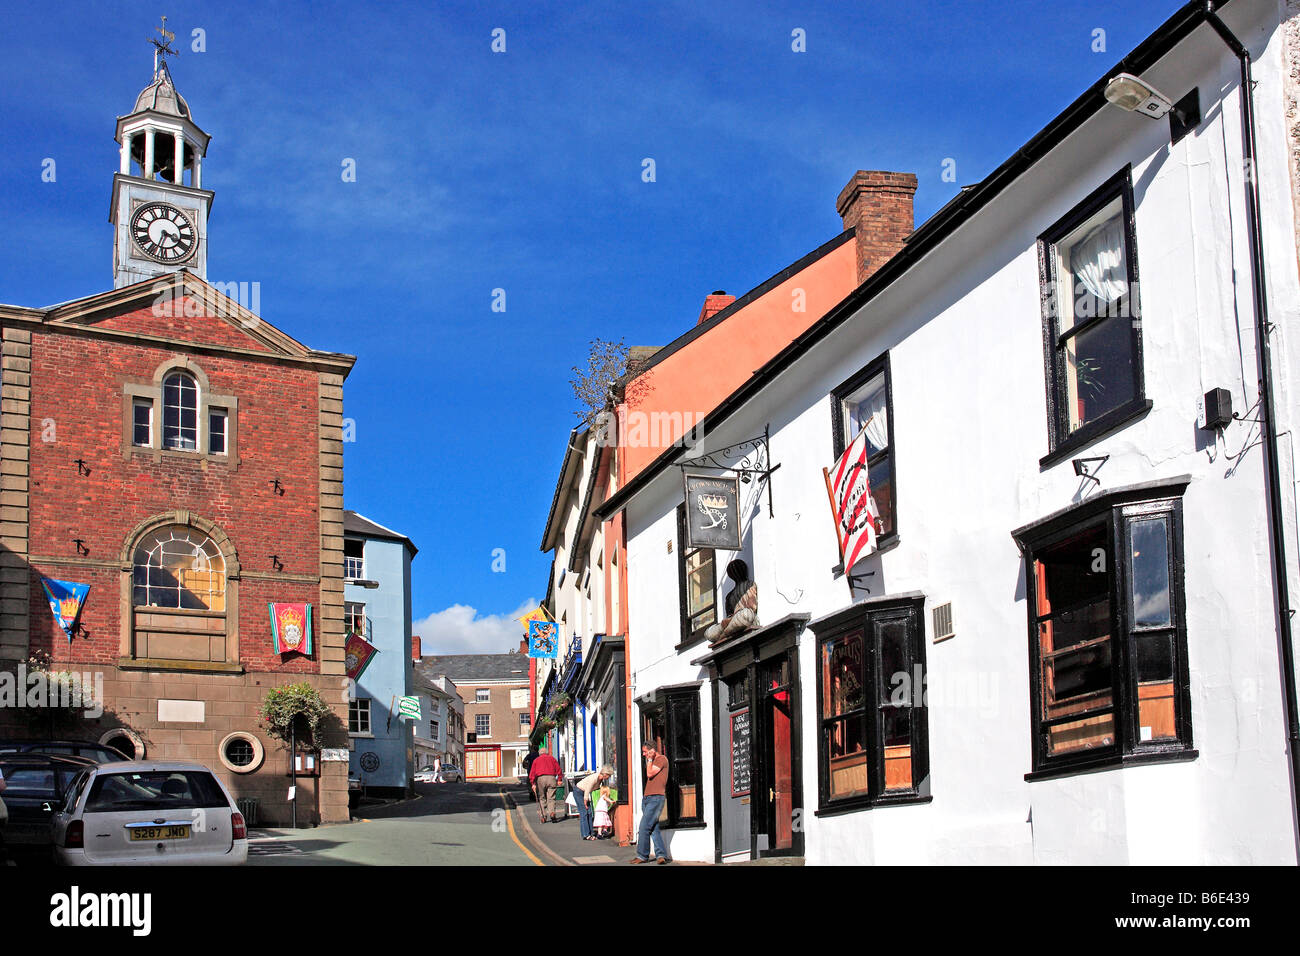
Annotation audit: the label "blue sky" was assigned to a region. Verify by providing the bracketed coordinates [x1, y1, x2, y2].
[0, 0, 1180, 652]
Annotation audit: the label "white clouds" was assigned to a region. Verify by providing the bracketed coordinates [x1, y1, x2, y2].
[414, 599, 537, 656]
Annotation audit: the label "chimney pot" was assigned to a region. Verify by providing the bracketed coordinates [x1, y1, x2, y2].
[697, 290, 736, 326]
[412, 635, 422, 661]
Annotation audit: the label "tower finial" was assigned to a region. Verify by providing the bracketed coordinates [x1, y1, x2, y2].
[148, 15, 178, 78]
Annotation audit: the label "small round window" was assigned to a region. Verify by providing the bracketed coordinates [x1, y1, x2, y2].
[218, 732, 265, 773]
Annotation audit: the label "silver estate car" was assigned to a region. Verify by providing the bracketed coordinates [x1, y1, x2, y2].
[51, 760, 248, 866]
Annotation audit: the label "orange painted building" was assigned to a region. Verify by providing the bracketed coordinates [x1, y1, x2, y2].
[544, 170, 918, 844]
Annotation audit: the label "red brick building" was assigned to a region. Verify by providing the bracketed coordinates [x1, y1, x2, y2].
[0, 59, 355, 824]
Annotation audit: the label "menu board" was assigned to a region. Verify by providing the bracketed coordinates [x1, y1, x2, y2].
[730, 708, 751, 796]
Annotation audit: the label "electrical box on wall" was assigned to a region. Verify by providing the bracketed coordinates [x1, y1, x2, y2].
[1198, 388, 1233, 431]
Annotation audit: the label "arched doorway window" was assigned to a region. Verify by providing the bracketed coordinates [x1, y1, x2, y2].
[133, 526, 226, 610]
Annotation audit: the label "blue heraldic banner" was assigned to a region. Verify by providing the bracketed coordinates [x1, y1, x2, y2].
[41, 577, 90, 641]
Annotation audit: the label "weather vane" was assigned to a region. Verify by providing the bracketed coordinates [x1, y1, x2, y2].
[148, 15, 178, 77]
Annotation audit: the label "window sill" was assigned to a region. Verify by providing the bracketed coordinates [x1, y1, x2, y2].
[662, 820, 708, 831]
[1024, 746, 1197, 782]
[349, 732, 375, 739]
[1039, 399, 1153, 469]
[117, 657, 243, 675]
[814, 792, 932, 818]
[831, 533, 900, 577]
[675, 631, 710, 653]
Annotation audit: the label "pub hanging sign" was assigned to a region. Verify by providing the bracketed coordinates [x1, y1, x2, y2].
[683, 473, 741, 551]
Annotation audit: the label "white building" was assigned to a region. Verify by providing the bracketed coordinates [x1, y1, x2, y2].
[598, 0, 1300, 864]
[412, 672, 464, 771]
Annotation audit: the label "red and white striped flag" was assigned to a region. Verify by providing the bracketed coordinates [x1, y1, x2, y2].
[823, 427, 880, 573]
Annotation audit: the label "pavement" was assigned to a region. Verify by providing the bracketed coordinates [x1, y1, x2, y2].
[504, 783, 672, 867]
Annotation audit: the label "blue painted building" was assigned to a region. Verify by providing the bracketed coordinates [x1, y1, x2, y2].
[343, 510, 417, 797]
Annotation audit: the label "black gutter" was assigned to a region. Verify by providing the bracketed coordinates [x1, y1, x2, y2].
[539, 426, 586, 552]
[1203, 1, 1300, 854]
[596, 0, 1225, 522]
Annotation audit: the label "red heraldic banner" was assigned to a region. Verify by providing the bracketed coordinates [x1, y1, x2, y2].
[269, 603, 313, 655]
[345, 631, 379, 680]
[823, 425, 881, 574]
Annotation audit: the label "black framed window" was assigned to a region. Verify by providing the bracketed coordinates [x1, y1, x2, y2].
[814, 596, 928, 814]
[830, 352, 896, 545]
[640, 687, 703, 828]
[676, 504, 717, 644]
[1014, 481, 1193, 778]
[1038, 166, 1149, 462]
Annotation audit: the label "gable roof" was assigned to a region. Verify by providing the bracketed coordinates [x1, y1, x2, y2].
[344, 510, 418, 557]
[597, 0, 1227, 520]
[540, 426, 588, 552]
[0, 271, 355, 375]
[417, 654, 530, 683]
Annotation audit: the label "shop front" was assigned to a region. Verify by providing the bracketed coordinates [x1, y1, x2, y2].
[576, 634, 630, 843]
[694, 613, 808, 862]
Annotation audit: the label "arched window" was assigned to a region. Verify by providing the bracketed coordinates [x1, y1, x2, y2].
[162, 371, 198, 450]
[132, 526, 226, 611]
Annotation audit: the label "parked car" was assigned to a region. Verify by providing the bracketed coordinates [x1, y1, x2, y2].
[51, 761, 248, 866]
[0, 739, 129, 764]
[437, 764, 463, 783]
[413, 766, 439, 784]
[0, 753, 97, 859]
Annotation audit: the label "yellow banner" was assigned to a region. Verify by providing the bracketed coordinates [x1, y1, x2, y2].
[517, 605, 552, 627]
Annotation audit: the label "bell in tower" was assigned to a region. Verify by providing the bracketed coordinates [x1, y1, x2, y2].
[110, 19, 213, 289]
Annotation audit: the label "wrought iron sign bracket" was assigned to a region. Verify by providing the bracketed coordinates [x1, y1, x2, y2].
[676, 424, 780, 518]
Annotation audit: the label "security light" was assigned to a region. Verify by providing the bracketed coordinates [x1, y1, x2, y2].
[1104, 73, 1175, 118]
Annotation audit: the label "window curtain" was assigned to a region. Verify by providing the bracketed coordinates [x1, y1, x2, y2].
[1070, 216, 1127, 305]
[853, 386, 889, 455]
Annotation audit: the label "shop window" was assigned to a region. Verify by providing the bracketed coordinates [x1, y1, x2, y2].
[1039, 167, 1148, 460]
[830, 352, 896, 544]
[640, 687, 703, 828]
[1016, 483, 1193, 776]
[349, 698, 371, 735]
[676, 504, 717, 644]
[814, 596, 928, 814]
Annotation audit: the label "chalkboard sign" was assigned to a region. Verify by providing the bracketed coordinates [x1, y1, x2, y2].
[730, 708, 751, 796]
[684, 474, 741, 551]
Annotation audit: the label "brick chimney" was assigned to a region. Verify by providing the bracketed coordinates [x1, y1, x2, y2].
[518, 638, 527, 655]
[411, 636, 421, 660]
[836, 171, 918, 286]
[697, 290, 735, 326]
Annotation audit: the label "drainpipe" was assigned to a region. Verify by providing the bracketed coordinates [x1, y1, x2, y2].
[1204, 2, 1300, 854]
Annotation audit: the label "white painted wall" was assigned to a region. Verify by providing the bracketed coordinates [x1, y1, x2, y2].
[623, 0, 1300, 865]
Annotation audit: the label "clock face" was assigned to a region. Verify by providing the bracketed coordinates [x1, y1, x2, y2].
[130, 202, 197, 264]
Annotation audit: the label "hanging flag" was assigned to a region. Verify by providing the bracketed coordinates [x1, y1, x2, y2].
[528, 620, 558, 659]
[398, 695, 421, 721]
[40, 578, 90, 641]
[823, 425, 881, 575]
[269, 603, 313, 655]
[517, 605, 552, 628]
[345, 631, 379, 680]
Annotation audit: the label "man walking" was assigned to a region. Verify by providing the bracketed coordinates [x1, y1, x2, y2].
[528, 749, 564, 823]
[631, 744, 670, 864]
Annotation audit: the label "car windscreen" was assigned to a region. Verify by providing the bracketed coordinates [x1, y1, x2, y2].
[0, 766, 58, 797]
[84, 770, 229, 813]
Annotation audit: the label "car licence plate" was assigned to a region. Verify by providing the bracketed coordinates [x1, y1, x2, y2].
[128, 825, 191, 841]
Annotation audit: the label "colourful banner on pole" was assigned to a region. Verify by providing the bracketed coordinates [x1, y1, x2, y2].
[528, 620, 558, 659]
[269, 603, 314, 655]
[345, 631, 379, 680]
[40, 577, 89, 641]
[517, 605, 552, 628]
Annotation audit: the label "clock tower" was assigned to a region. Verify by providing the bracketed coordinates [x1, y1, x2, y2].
[110, 42, 212, 288]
